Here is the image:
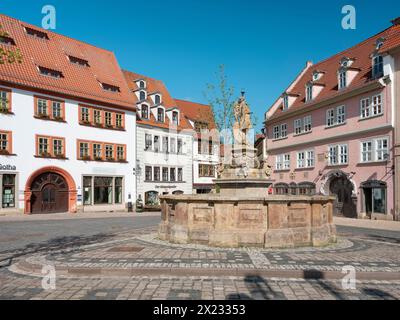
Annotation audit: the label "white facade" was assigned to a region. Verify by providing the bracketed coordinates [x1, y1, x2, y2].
[0, 86, 136, 213]
[192, 138, 219, 193]
[136, 124, 193, 206]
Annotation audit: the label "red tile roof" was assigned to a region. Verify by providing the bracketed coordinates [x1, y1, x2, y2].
[0, 14, 135, 110]
[267, 23, 399, 122]
[379, 18, 400, 53]
[175, 99, 216, 130]
[123, 70, 193, 131]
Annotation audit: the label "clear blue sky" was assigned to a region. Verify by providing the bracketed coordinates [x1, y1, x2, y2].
[1, 0, 399, 130]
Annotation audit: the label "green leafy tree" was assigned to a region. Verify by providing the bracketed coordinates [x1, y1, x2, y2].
[0, 24, 23, 65]
[204, 65, 235, 134]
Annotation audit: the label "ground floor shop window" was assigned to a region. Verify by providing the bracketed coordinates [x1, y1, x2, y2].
[1, 174, 16, 208]
[361, 180, 386, 215]
[83, 176, 124, 206]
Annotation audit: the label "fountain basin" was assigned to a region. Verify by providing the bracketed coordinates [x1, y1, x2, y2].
[158, 194, 337, 248]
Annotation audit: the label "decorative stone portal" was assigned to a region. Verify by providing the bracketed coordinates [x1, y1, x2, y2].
[159, 93, 336, 248]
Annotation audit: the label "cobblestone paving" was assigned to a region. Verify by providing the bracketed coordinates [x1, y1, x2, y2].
[1, 225, 400, 300]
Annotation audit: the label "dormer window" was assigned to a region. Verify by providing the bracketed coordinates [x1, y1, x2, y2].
[375, 38, 385, 50]
[372, 55, 383, 78]
[25, 27, 49, 40]
[157, 108, 165, 122]
[306, 84, 313, 102]
[338, 69, 347, 89]
[139, 91, 146, 101]
[68, 55, 89, 67]
[0, 35, 15, 46]
[139, 80, 146, 89]
[101, 83, 120, 93]
[155, 94, 161, 105]
[141, 104, 149, 119]
[172, 111, 179, 125]
[38, 66, 63, 79]
[282, 95, 289, 110]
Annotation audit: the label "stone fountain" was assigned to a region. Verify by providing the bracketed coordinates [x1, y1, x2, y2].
[158, 94, 336, 248]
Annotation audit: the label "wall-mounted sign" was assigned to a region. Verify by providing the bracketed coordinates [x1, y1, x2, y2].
[155, 185, 177, 189]
[0, 164, 17, 171]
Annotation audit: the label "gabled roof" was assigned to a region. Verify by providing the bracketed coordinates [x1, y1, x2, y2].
[123, 70, 192, 131]
[379, 18, 400, 53]
[267, 22, 398, 122]
[0, 14, 135, 110]
[174, 99, 216, 130]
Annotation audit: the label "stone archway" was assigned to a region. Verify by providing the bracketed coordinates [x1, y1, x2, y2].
[320, 170, 357, 218]
[24, 167, 77, 214]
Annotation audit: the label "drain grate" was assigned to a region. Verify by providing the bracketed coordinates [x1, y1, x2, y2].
[107, 246, 145, 253]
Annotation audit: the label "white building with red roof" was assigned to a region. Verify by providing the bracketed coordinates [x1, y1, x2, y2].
[264, 17, 400, 221]
[0, 14, 137, 214]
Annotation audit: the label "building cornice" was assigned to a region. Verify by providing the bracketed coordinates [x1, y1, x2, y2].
[267, 123, 393, 152]
[265, 80, 383, 125]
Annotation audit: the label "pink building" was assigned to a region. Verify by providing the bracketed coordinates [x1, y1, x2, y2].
[264, 19, 400, 221]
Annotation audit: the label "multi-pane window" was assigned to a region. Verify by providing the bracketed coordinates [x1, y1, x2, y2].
[372, 55, 383, 78]
[114, 177, 123, 204]
[162, 168, 169, 181]
[105, 145, 114, 159]
[81, 107, 90, 122]
[376, 138, 388, 161]
[361, 141, 372, 162]
[303, 116, 312, 132]
[272, 124, 287, 139]
[360, 138, 389, 163]
[38, 137, 49, 155]
[296, 151, 314, 168]
[339, 70, 347, 89]
[155, 95, 161, 105]
[52, 101, 62, 119]
[2, 174, 16, 208]
[177, 139, 183, 154]
[116, 113, 123, 128]
[94, 109, 102, 125]
[139, 91, 146, 101]
[53, 139, 63, 156]
[337, 105, 346, 124]
[361, 95, 383, 119]
[141, 105, 149, 119]
[371, 94, 383, 116]
[93, 177, 113, 205]
[38, 99, 48, 115]
[326, 109, 335, 127]
[170, 138, 176, 153]
[283, 95, 289, 110]
[154, 167, 161, 182]
[294, 119, 302, 135]
[326, 105, 346, 127]
[93, 143, 102, 159]
[80, 106, 124, 129]
[0, 90, 10, 113]
[170, 168, 176, 182]
[145, 166, 152, 181]
[273, 126, 280, 139]
[105, 112, 113, 127]
[199, 164, 215, 177]
[157, 108, 164, 122]
[139, 81, 145, 89]
[0, 131, 10, 153]
[329, 144, 348, 165]
[79, 142, 89, 159]
[162, 137, 169, 153]
[178, 168, 183, 182]
[154, 136, 160, 152]
[276, 154, 290, 170]
[145, 134, 152, 151]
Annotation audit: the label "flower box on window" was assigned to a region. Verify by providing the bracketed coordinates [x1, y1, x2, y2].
[94, 156, 103, 161]
[0, 149, 10, 155]
[106, 157, 115, 162]
[55, 153, 66, 159]
[53, 116, 64, 122]
[81, 155, 91, 161]
[81, 120, 91, 125]
[37, 113, 50, 119]
[40, 151, 52, 158]
[94, 122, 103, 128]
[105, 123, 113, 128]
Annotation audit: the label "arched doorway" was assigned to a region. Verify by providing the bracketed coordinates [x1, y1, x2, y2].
[329, 174, 357, 218]
[25, 167, 77, 214]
